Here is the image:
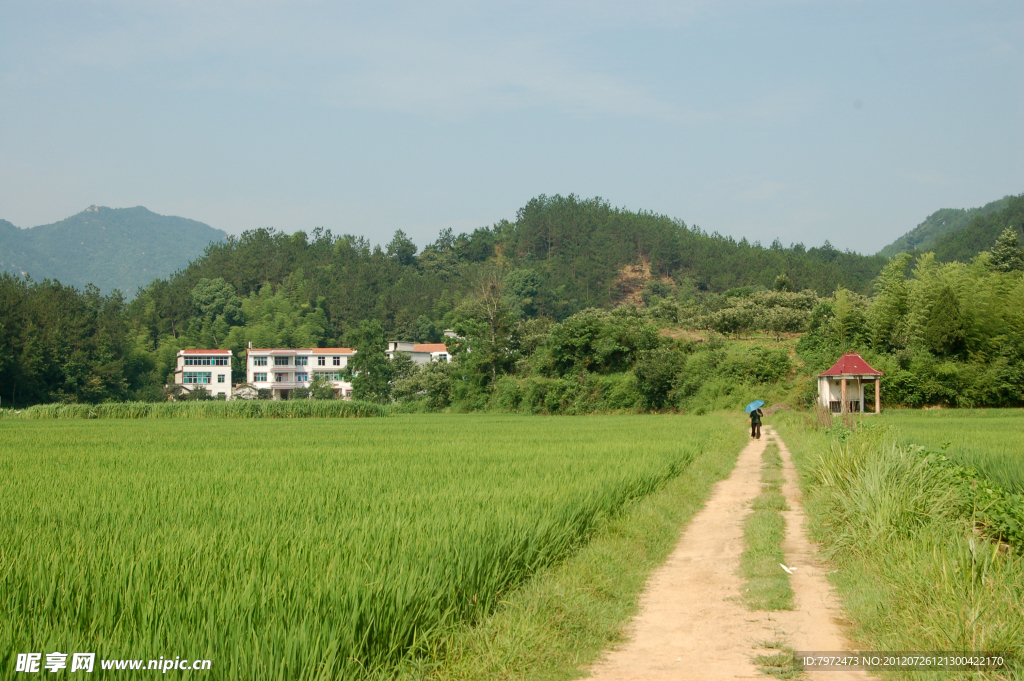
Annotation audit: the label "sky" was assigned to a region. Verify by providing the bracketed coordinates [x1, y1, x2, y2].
[1, 1, 1022, 254]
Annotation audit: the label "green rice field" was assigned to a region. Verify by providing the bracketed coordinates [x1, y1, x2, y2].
[0, 414, 741, 679]
[879, 409, 1024, 494]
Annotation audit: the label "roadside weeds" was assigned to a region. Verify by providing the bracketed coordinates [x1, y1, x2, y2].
[772, 413, 1024, 681]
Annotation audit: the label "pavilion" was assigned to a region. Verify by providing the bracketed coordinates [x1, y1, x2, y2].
[818, 352, 883, 414]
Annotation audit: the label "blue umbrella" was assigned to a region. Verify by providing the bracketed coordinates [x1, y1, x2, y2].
[745, 400, 765, 413]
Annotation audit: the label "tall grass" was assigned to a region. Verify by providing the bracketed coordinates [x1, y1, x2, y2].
[774, 414, 1024, 679]
[0, 399, 390, 419]
[0, 414, 734, 679]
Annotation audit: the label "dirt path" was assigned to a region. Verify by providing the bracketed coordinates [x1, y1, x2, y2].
[585, 427, 870, 681]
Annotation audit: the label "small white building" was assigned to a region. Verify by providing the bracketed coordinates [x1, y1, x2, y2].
[174, 349, 233, 399]
[385, 341, 450, 365]
[246, 347, 356, 400]
[818, 352, 883, 414]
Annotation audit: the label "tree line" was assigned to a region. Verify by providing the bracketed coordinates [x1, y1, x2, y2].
[2, 195, 1020, 408]
[352, 225, 1023, 413]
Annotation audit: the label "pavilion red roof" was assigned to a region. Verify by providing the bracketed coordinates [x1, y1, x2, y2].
[820, 352, 883, 377]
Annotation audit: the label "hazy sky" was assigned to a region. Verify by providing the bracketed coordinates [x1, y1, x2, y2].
[2, 1, 1022, 254]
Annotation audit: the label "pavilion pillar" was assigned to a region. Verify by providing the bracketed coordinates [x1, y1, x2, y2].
[859, 378, 864, 413]
[841, 378, 847, 413]
[875, 378, 880, 414]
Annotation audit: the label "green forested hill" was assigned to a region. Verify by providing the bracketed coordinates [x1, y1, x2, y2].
[0, 206, 227, 296]
[878, 195, 1014, 258]
[931, 195, 1024, 263]
[128, 195, 888, 351]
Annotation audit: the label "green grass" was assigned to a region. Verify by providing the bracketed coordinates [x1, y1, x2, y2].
[740, 443, 794, 611]
[0, 414, 745, 680]
[753, 642, 804, 681]
[773, 412, 1024, 680]
[0, 398, 390, 419]
[877, 409, 1024, 494]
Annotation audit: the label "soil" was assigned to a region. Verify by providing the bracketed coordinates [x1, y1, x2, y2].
[585, 427, 871, 680]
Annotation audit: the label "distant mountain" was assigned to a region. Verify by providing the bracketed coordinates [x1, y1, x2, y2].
[0, 206, 227, 296]
[878, 196, 1013, 258]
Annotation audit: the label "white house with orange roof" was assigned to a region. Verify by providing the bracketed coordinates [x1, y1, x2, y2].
[385, 341, 450, 365]
[246, 347, 356, 400]
[818, 351, 883, 414]
[174, 349, 233, 399]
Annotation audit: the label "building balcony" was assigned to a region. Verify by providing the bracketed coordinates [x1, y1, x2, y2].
[249, 380, 350, 388]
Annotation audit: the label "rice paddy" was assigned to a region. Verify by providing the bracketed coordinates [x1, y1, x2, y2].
[0, 414, 740, 679]
[878, 409, 1024, 494]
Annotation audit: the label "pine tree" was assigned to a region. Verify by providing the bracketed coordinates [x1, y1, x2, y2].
[990, 227, 1024, 272]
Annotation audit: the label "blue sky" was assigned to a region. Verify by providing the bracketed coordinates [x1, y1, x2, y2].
[1, 1, 1022, 253]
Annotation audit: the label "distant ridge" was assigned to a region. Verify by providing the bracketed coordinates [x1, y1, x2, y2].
[878, 195, 1013, 258]
[0, 206, 227, 296]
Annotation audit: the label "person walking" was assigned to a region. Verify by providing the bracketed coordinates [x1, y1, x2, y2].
[749, 406, 763, 439]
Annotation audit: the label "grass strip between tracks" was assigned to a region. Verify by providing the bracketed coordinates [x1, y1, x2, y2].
[740, 442, 795, 612]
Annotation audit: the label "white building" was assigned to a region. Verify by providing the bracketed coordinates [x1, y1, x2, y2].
[246, 347, 355, 400]
[385, 341, 450, 365]
[174, 349, 233, 399]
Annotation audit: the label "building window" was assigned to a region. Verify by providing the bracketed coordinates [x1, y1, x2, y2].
[253, 356, 268, 366]
[183, 371, 211, 384]
[296, 372, 309, 382]
[314, 371, 340, 381]
[274, 356, 290, 366]
[184, 356, 228, 366]
[275, 373, 288, 382]
[317, 356, 326, 366]
[254, 372, 267, 382]
[217, 374, 225, 383]
[333, 356, 341, 366]
[295, 356, 308, 366]
[344, 389, 352, 398]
